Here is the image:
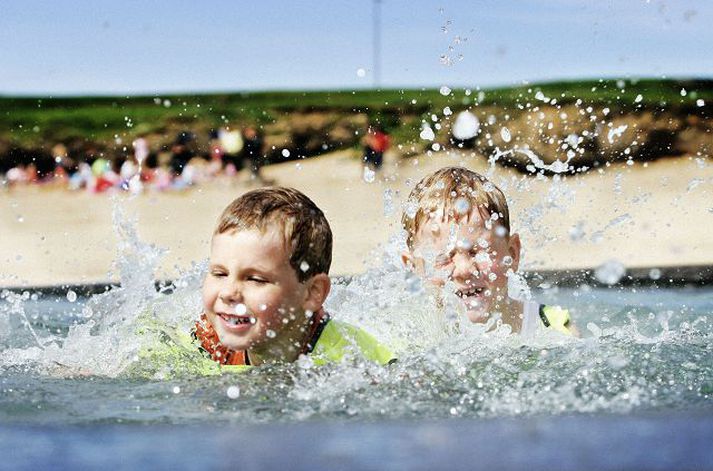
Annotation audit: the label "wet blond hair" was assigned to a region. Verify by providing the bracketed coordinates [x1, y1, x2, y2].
[215, 187, 332, 282]
[402, 166, 511, 249]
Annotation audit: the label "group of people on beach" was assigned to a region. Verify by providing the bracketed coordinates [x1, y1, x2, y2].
[139, 166, 575, 375]
[0, 126, 270, 193]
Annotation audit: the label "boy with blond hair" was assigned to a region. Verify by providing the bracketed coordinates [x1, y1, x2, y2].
[401, 166, 573, 335]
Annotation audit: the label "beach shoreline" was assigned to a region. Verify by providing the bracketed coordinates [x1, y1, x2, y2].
[2, 150, 712, 287]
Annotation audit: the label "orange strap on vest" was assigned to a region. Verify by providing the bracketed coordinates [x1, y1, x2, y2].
[193, 309, 329, 366]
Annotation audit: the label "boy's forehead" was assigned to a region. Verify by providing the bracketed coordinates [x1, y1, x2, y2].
[211, 226, 289, 255]
[416, 208, 491, 244]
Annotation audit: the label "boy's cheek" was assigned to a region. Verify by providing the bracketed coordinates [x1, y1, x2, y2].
[201, 281, 220, 313]
[427, 275, 446, 287]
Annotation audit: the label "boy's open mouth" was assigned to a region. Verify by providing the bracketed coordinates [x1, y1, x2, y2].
[218, 313, 255, 330]
[456, 286, 485, 301]
[455, 287, 490, 322]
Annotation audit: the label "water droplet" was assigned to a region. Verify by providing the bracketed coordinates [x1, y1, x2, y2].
[172, 386, 181, 394]
[566, 134, 580, 148]
[454, 197, 470, 215]
[281, 149, 290, 158]
[488, 273, 497, 281]
[266, 329, 276, 338]
[680, 88, 687, 97]
[362, 166, 376, 183]
[383, 189, 394, 216]
[569, 222, 586, 242]
[299, 261, 310, 272]
[502, 256, 513, 266]
[226, 385, 241, 399]
[356, 68, 366, 78]
[439, 86, 452, 96]
[594, 260, 626, 285]
[404, 201, 418, 219]
[17, 215, 24, 223]
[419, 126, 435, 141]
[696, 99, 705, 107]
[66, 290, 77, 303]
[500, 127, 511, 143]
[235, 303, 247, 315]
[649, 268, 662, 280]
[443, 106, 452, 116]
[634, 94, 643, 103]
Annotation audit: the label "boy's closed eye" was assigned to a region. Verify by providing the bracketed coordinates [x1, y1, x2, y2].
[209, 267, 228, 277]
[434, 246, 480, 267]
[246, 275, 269, 284]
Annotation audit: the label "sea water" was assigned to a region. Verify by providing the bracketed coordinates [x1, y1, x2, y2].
[1, 229, 711, 426]
[1, 188, 712, 469]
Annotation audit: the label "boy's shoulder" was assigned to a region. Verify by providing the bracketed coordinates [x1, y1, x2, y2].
[310, 317, 395, 366]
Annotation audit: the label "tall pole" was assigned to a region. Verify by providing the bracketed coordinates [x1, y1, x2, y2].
[373, 0, 382, 88]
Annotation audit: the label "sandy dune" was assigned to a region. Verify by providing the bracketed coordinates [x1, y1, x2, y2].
[1, 150, 712, 287]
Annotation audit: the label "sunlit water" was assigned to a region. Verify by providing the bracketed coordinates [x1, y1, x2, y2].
[1, 219, 711, 426]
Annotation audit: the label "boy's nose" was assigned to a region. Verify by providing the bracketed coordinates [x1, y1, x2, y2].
[451, 253, 479, 282]
[219, 282, 243, 304]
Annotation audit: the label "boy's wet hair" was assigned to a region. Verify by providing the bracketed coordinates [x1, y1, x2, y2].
[215, 187, 332, 282]
[402, 166, 511, 249]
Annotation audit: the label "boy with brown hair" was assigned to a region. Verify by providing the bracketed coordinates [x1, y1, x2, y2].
[194, 187, 394, 367]
[401, 166, 573, 336]
[133, 187, 392, 377]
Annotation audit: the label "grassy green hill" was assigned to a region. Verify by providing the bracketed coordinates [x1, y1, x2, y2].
[1, 78, 711, 148]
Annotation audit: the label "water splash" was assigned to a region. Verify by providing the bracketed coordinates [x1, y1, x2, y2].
[489, 147, 573, 174]
[1, 189, 712, 425]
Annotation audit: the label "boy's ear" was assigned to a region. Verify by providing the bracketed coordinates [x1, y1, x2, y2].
[508, 233, 521, 272]
[303, 273, 331, 313]
[401, 251, 414, 270]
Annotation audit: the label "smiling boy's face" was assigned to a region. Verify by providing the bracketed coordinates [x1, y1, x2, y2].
[202, 227, 311, 354]
[404, 209, 520, 323]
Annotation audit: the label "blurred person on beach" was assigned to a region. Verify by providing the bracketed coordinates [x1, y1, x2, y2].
[132, 187, 394, 375]
[401, 166, 576, 336]
[218, 126, 243, 176]
[362, 124, 390, 178]
[243, 126, 272, 184]
[207, 129, 225, 177]
[132, 135, 149, 166]
[170, 131, 195, 176]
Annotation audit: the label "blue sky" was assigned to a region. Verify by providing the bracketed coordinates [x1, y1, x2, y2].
[1, 0, 711, 96]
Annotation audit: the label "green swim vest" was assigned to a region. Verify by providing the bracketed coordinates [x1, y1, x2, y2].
[539, 304, 572, 335]
[129, 316, 394, 378]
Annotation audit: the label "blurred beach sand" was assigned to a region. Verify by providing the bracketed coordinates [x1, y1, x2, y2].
[1, 150, 712, 287]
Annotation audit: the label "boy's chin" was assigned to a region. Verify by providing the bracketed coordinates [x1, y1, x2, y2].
[213, 324, 254, 351]
[462, 297, 493, 323]
[216, 332, 251, 351]
[465, 308, 490, 323]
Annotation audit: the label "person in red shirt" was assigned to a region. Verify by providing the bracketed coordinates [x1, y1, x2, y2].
[363, 124, 390, 172]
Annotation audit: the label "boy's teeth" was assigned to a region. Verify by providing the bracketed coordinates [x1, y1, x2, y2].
[223, 315, 251, 326]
